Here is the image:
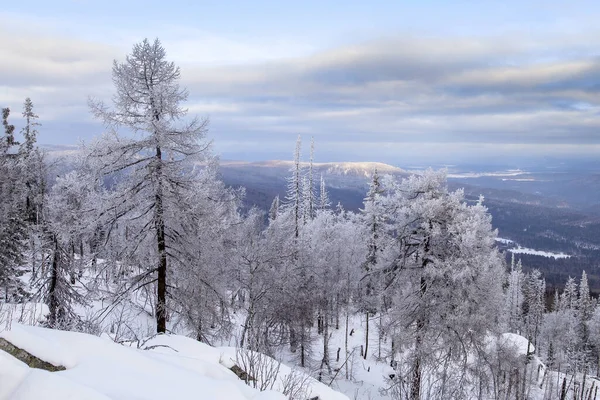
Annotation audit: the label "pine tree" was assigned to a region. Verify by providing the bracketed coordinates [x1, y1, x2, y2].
[306, 137, 316, 220]
[318, 174, 331, 211]
[285, 135, 303, 240]
[579, 271, 592, 322]
[505, 255, 524, 334]
[1, 108, 17, 150]
[578, 271, 593, 369]
[560, 277, 578, 311]
[268, 195, 280, 221]
[19, 98, 45, 225]
[523, 269, 545, 349]
[0, 107, 27, 302]
[20, 98, 39, 155]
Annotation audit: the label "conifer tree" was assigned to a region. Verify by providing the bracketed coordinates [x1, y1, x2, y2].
[0, 108, 27, 301]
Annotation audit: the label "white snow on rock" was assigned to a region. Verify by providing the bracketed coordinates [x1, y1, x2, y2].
[0, 323, 348, 400]
[499, 332, 535, 355]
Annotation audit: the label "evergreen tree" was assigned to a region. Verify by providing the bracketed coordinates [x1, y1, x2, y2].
[523, 269, 545, 349]
[560, 277, 578, 311]
[318, 174, 331, 211]
[0, 107, 27, 301]
[579, 271, 593, 322]
[19, 97, 44, 224]
[505, 255, 524, 334]
[268, 195, 280, 221]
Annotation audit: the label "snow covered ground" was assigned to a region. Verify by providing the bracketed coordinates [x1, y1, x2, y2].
[0, 323, 349, 400]
[509, 246, 571, 259]
[495, 237, 571, 259]
[0, 264, 584, 400]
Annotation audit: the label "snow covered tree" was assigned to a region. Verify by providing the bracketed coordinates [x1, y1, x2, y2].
[318, 174, 330, 211]
[587, 305, 600, 376]
[88, 38, 212, 333]
[269, 195, 280, 221]
[579, 271, 593, 323]
[285, 135, 303, 240]
[19, 97, 45, 225]
[0, 107, 27, 301]
[522, 269, 545, 348]
[173, 168, 242, 344]
[382, 170, 505, 399]
[305, 137, 316, 221]
[504, 255, 524, 334]
[359, 168, 387, 360]
[560, 277, 578, 312]
[1, 108, 16, 150]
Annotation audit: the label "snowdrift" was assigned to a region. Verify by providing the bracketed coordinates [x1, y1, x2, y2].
[0, 323, 349, 400]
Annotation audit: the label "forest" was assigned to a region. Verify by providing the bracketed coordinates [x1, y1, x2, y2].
[1, 38, 599, 400]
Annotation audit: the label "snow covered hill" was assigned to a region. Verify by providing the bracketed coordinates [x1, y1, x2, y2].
[0, 323, 349, 400]
[220, 160, 404, 178]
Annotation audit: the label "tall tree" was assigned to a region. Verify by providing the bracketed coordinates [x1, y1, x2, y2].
[359, 169, 386, 360]
[383, 171, 505, 399]
[88, 38, 211, 333]
[0, 108, 27, 301]
[318, 174, 331, 211]
[505, 255, 524, 334]
[19, 98, 45, 225]
[285, 135, 303, 240]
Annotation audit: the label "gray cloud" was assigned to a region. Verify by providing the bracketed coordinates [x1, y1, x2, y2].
[3, 27, 600, 164]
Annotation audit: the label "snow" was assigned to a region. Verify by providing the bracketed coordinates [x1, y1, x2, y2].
[447, 169, 527, 179]
[495, 237, 514, 245]
[218, 347, 349, 400]
[509, 247, 571, 259]
[0, 323, 351, 400]
[499, 332, 535, 355]
[495, 237, 571, 259]
[221, 160, 404, 176]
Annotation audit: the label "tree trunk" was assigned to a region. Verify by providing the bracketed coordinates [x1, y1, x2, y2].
[411, 275, 427, 400]
[378, 313, 383, 360]
[320, 308, 331, 376]
[155, 145, 167, 334]
[364, 311, 369, 360]
[345, 311, 349, 380]
[48, 236, 59, 327]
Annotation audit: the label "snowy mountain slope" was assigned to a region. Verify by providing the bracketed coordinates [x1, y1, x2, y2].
[0, 323, 349, 400]
[219, 160, 405, 178]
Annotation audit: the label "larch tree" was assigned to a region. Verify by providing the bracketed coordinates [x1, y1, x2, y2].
[88, 38, 211, 333]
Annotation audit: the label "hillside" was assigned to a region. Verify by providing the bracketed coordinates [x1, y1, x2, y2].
[219, 160, 600, 291]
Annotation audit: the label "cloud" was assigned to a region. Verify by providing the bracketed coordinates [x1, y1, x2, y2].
[3, 17, 600, 163]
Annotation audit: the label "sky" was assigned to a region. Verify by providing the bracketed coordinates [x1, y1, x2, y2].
[2, 0, 600, 166]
